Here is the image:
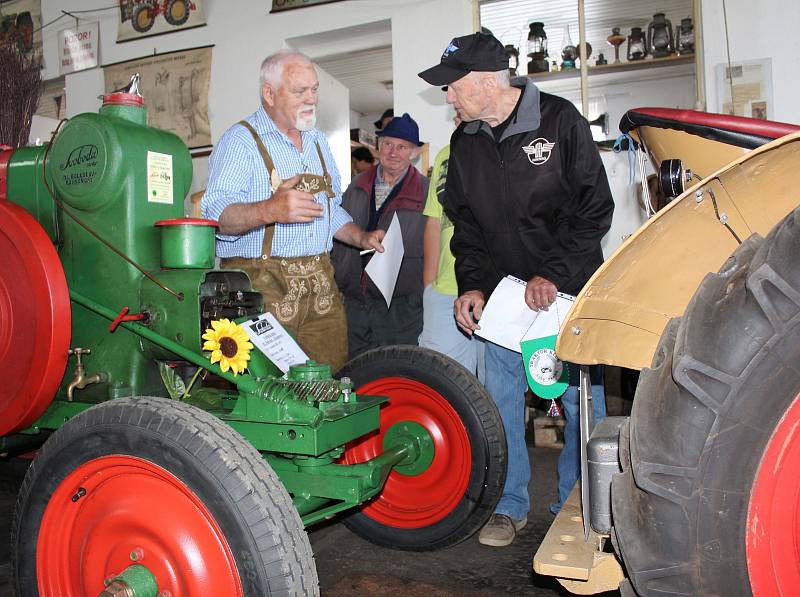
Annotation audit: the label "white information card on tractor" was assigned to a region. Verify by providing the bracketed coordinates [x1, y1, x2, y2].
[244, 312, 309, 374]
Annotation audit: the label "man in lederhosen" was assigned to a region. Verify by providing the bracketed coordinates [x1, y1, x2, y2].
[202, 50, 384, 372]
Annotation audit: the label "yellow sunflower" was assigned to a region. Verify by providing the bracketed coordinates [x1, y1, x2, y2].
[201, 319, 254, 375]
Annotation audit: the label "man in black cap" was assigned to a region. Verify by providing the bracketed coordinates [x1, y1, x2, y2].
[333, 113, 429, 357]
[419, 32, 614, 547]
[374, 108, 394, 131]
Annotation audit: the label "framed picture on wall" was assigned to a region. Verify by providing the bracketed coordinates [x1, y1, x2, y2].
[0, 0, 43, 58]
[270, 0, 345, 13]
[117, 0, 207, 43]
[104, 46, 213, 149]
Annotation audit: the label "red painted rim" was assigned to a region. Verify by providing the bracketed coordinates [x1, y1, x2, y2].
[102, 92, 144, 107]
[746, 392, 800, 595]
[0, 201, 70, 435]
[341, 377, 472, 528]
[37, 455, 244, 596]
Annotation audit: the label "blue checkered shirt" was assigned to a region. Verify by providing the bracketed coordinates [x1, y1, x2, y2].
[202, 107, 352, 258]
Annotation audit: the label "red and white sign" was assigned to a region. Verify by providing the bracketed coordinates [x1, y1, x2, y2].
[58, 22, 99, 75]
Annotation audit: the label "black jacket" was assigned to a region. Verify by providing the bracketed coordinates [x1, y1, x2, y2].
[444, 78, 614, 298]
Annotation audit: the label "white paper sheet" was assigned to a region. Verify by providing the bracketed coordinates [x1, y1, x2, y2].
[476, 275, 575, 352]
[365, 213, 404, 307]
[243, 312, 309, 374]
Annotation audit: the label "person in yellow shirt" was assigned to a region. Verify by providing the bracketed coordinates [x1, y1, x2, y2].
[419, 128, 485, 382]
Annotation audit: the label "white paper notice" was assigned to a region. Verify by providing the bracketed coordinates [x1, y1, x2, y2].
[243, 312, 309, 374]
[476, 275, 575, 352]
[365, 213, 404, 307]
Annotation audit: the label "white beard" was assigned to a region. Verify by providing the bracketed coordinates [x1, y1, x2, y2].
[295, 107, 317, 131]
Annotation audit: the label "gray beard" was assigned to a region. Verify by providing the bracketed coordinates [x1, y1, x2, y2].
[296, 109, 316, 131]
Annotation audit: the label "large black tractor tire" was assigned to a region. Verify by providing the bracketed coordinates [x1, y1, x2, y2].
[131, 5, 155, 33]
[337, 345, 506, 551]
[13, 396, 318, 596]
[612, 207, 800, 596]
[164, 0, 190, 26]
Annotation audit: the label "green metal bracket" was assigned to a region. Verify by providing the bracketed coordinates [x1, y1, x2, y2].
[266, 419, 435, 526]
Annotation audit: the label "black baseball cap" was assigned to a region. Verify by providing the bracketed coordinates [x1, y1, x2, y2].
[418, 32, 508, 86]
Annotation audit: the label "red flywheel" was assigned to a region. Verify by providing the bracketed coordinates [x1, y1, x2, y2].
[0, 200, 71, 435]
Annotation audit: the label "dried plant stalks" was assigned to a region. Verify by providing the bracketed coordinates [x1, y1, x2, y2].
[0, 39, 42, 148]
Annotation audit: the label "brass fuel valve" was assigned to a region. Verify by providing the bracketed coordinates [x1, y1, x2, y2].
[67, 348, 108, 401]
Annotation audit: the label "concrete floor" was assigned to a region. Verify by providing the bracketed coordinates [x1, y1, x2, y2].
[0, 443, 620, 597]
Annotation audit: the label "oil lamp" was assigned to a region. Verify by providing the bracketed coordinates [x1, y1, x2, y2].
[527, 22, 549, 74]
[607, 27, 626, 64]
[647, 12, 674, 58]
[676, 17, 695, 55]
[627, 26, 647, 61]
[505, 44, 519, 76]
[560, 24, 578, 69]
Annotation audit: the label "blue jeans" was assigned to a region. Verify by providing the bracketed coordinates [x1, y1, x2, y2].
[552, 378, 607, 513]
[418, 285, 485, 383]
[484, 342, 531, 521]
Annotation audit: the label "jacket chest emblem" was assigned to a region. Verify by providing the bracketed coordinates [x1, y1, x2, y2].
[522, 138, 555, 165]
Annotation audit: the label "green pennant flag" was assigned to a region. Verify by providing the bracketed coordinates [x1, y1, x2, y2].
[521, 334, 570, 399]
[519, 294, 575, 399]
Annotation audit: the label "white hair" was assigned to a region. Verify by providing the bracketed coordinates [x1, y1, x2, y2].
[491, 69, 511, 87]
[259, 50, 314, 91]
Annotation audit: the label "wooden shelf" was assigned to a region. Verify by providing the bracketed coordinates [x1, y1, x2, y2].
[528, 54, 695, 93]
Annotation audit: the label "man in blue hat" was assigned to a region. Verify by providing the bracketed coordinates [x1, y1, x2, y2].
[332, 113, 429, 357]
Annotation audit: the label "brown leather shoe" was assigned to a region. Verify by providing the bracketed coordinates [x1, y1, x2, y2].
[478, 513, 528, 547]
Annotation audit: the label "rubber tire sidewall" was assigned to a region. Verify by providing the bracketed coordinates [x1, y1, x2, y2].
[164, 0, 190, 26]
[613, 209, 800, 596]
[13, 396, 317, 597]
[132, 5, 155, 32]
[337, 345, 506, 551]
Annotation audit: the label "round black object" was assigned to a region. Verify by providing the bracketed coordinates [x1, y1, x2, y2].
[337, 345, 506, 551]
[131, 5, 155, 33]
[164, 0, 191, 27]
[658, 158, 684, 197]
[12, 396, 318, 596]
[611, 207, 800, 595]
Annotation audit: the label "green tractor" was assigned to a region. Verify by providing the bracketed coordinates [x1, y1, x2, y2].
[0, 81, 505, 596]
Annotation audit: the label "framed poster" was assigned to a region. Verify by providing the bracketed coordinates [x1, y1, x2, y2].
[715, 58, 773, 120]
[270, 0, 346, 13]
[117, 0, 206, 43]
[104, 46, 212, 149]
[0, 0, 42, 58]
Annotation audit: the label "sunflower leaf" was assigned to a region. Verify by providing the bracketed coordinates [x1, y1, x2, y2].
[158, 362, 187, 400]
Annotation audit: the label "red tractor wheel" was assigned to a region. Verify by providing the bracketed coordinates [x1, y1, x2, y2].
[0, 201, 70, 436]
[337, 346, 506, 550]
[12, 397, 318, 596]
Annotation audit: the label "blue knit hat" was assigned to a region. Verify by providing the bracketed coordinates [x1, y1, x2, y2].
[376, 113, 424, 147]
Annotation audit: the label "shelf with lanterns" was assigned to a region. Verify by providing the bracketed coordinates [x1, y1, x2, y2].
[511, 12, 697, 93]
[527, 53, 695, 88]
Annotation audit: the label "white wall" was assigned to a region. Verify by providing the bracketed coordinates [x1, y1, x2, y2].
[39, 0, 473, 198]
[701, 0, 800, 123]
[550, 73, 697, 257]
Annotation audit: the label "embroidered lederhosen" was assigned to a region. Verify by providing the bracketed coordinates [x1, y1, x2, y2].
[221, 121, 348, 372]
